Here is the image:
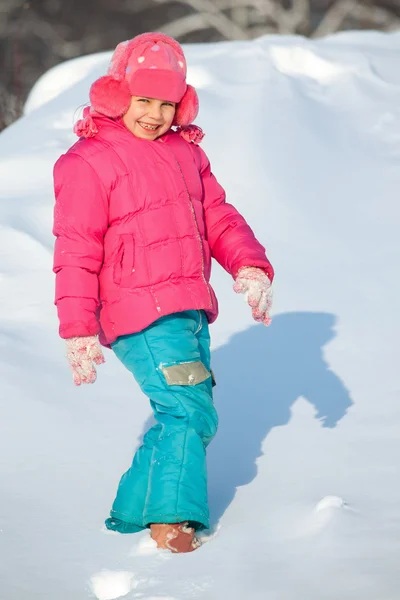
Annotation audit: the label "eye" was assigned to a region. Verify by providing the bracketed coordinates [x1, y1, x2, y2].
[138, 98, 149, 103]
[162, 102, 175, 107]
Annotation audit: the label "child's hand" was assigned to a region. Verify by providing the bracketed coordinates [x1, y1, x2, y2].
[233, 266, 273, 326]
[65, 335, 105, 386]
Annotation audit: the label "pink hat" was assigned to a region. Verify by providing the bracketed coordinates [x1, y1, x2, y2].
[89, 32, 199, 127]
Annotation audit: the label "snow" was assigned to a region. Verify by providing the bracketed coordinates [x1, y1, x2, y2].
[1, 30, 400, 599]
[90, 570, 136, 600]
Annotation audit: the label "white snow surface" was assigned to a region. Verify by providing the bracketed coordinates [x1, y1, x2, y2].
[1, 31, 400, 599]
[90, 570, 136, 600]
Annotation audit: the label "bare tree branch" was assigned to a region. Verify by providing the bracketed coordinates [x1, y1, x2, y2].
[312, 0, 357, 38]
[159, 13, 223, 39]
[0, 0, 26, 13]
[2, 12, 100, 58]
[99, 0, 150, 13]
[0, 0, 26, 32]
[0, 85, 20, 129]
[213, 0, 286, 26]
[184, 0, 311, 35]
[350, 3, 400, 29]
[312, 0, 400, 38]
[231, 5, 250, 29]
[281, 0, 311, 33]
[153, 0, 249, 39]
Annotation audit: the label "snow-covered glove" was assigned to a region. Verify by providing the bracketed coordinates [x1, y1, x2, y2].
[65, 335, 105, 386]
[233, 266, 273, 326]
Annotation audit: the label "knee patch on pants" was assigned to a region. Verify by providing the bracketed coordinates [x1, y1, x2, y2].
[158, 360, 217, 441]
[159, 360, 211, 386]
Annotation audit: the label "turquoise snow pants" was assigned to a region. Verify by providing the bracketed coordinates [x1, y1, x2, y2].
[105, 310, 218, 532]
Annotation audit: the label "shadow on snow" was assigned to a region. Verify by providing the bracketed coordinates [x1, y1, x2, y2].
[207, 311, 353, 526]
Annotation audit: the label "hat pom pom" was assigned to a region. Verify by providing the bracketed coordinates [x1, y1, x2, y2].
[174, 84, 199, 127]
[89, 75, 131, 118]
[73, 106, 98, 138]
[176, 124, 205, 145]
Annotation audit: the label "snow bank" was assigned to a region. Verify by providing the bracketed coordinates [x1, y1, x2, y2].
[1, 30, 400, 600]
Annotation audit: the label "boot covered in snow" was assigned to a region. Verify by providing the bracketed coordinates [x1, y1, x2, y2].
[150, 522, 201, 553]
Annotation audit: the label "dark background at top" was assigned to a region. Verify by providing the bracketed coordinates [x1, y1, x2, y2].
[1, 0, 400, 130]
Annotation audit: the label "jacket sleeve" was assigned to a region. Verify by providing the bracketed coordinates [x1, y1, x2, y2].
[198, 147, 274, 281]
[52, 152, 108, 339]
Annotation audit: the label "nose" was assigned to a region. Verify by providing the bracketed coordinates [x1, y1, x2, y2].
[148, 103, 163, 121]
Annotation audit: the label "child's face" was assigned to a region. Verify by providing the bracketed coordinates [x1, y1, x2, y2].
[122, 96, 176, 140]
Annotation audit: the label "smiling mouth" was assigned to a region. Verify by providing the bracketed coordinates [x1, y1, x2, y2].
[137, 122, 161, 131]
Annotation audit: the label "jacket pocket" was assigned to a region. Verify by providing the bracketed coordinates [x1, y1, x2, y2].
[113, 234, 135, 287]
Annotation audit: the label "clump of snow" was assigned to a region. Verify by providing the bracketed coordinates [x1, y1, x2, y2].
[315, 495, 347, 512]
[130, 533, 160, 557]
[312, 495, 351, 530]
[197, 524, 221, 543]
[90, 570, 136, 600]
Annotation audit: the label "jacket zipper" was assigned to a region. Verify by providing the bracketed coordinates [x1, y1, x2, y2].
[164, 143, 213, 309]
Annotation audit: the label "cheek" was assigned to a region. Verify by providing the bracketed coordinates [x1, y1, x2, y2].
[166, 110, 176, 125]
[132, 110, 144, 122]
[126, 103, 144, 122]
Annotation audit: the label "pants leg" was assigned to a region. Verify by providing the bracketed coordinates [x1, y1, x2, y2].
[107, 310, 218, 532]
[105, 421, 162, 533]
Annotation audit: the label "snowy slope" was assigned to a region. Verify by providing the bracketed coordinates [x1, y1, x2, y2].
[1, 31, 400, 600]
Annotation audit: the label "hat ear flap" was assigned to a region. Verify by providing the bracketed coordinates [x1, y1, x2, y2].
[173, 84, 199, 127]
[89, 75, 131, 118]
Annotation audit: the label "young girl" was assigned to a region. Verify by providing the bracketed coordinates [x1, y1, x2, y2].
[53, 32, 274, 553]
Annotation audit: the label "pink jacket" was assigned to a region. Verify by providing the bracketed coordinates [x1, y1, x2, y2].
[53, 117, 274, 345]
